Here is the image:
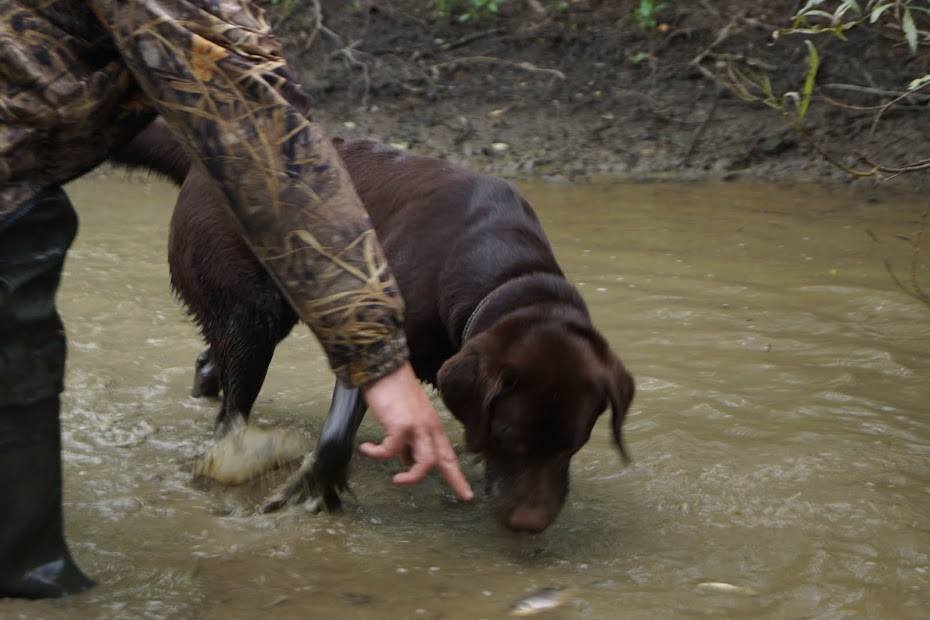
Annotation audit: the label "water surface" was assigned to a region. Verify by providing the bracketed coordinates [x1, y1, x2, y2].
[3, 175, 929, 619]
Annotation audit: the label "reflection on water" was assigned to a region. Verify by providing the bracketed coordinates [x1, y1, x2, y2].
[3, 175, 928, 619]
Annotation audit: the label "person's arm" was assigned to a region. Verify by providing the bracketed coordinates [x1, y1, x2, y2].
[87, 0, 472, 499]
[87, 0, 399, 386]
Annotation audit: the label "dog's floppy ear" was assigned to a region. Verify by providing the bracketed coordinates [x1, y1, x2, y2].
[606, 356, 635, 464]
[437, 336, 502, 453]
[568, 322, 636, 464]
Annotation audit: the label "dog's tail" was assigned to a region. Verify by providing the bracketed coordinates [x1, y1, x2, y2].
[110, 118, 190, 187]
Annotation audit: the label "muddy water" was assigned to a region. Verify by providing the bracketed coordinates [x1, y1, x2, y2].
[3, 175, 929, 620]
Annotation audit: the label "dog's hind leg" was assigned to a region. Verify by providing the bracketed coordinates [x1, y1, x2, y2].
[211, 308, 279, 438]
[260, 382, 367, 513]
[191, 347, 220, 399]
[193, 303, 306, 485]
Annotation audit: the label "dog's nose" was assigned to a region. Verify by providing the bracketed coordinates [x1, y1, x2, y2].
[506, 504, 550, 533]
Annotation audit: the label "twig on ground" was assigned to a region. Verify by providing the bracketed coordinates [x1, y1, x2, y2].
[294, 0, 372, 109]
[440, 28, 505, 51]
[707, 52, 777, 72]
[868, 79, 930, 141]
[822, 83, 930, 102]
[329, 42, 372, 108]
[372, 1, 429, 28]
[301, 0, 324, 51]
[690, 16, 741, 69]
[791, 120, 930, 179]
[817, 93, 927, 113]
[429, 56, 566, 80]
[701, 58, 930, 181]
[858, 155, 930, 177]
[611, 88, 734, 126]
[371, 28, 504, 61]
[682, 95, 720, 164]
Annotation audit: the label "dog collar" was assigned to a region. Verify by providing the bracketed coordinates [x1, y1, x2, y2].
[459, 273, 580, 346]
[460, 286, 500, 344]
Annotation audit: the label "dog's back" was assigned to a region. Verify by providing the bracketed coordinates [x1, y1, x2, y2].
[114, 129, 563, 384]
[329, 140, 563, 381]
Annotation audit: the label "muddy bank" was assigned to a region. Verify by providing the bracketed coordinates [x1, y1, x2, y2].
[260, 0, 930, 188]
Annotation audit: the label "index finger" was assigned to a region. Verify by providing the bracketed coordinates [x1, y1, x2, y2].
[433, 433, 474, 501]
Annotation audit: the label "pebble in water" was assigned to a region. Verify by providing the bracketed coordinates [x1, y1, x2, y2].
[508, 587, 576, 617]
[696, 582, 759, 596]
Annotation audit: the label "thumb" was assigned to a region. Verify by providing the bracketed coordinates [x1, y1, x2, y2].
[359, 434, 403, 460]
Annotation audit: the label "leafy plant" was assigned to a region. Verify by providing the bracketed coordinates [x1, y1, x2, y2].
[626, 51, 651, 65]
[719, 41, 820, 126]
[632, 0, 667, 31]
[788, 0, 930, 54]
[718, 3, 930, 307]
[434, 0, 504, 22]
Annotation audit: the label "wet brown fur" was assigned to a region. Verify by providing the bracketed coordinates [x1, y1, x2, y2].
[111, 120, 635, 532]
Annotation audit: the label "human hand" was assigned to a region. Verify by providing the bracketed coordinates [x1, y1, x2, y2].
[360, 363, 474, 501]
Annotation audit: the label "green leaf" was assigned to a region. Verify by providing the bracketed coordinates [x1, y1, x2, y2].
[797, 0, 827, 15]
[902, 8, 918, 54]
[803, 10, 838, 19]
[760, 74, 775, 101]
[908, 74, 930, 91]
[836, 0, 862, 20]
[869, 1, 894, 23]
[798, 40, 820, 122]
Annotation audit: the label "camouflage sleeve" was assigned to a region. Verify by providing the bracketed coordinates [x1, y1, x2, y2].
[85, 0, 409, 387]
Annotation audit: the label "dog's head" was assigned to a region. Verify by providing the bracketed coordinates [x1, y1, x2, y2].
[437, 309, 634, 532]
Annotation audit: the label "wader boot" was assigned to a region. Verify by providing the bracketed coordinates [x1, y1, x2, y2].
[0, 187, 95, 599]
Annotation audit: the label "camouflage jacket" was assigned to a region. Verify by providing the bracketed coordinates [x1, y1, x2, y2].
[0, 0, 409, 387]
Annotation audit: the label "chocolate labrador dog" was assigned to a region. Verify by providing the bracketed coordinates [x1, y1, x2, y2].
[112, 120, 635, 532]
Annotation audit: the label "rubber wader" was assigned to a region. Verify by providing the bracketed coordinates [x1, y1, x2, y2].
[0, 187, 95, 599]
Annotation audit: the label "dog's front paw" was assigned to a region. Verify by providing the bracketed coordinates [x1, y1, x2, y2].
[259, 452, 351, 514]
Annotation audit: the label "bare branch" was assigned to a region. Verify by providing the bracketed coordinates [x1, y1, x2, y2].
[868, 78, 930, 140]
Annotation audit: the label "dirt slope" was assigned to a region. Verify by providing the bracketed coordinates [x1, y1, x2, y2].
[266, 1, 930, 188]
